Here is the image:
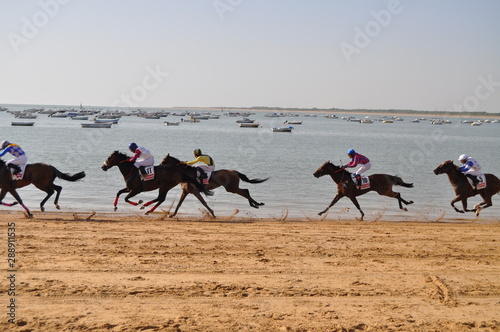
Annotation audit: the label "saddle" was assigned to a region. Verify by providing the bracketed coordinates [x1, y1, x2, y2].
[466, 174, 486, 190]
[351, 174, 370, 190]
[139, 166, 155, 181]
[8, 164, 26, 180]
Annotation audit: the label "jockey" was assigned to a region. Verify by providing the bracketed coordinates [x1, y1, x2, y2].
[0, 140, 27, 175]
[128, 143, 154, 175]
[458, 154, 483, 188]
[186, 148, 215, 185]
[344, 149, 371, 188]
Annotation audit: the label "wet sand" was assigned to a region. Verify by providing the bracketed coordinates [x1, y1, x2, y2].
[1, 210, 499, 331]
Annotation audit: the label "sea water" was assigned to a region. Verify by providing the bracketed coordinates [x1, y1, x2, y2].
[1, 105, 499, 222]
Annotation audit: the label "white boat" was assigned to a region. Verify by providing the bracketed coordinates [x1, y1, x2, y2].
[81, 123, 112, 128]
[284, 120, 303, 125]
[470, 122, 482, 126]
[164, 121, 180, 126]
[411, 119, 420, 123]
[360, 119, 374, 124]
[16, 114, 37, 119]
[71, 116, 89, 120]
[271, 127, 293, 132]
[12, 121, 35, 126]
[239, 123, 260, 128]
[94, 118, 119, 124]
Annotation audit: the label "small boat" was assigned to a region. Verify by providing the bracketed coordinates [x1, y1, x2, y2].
[71, 116, 89, 120]
[94, 118, 119, 124]
[16, 114, 37, 119]
[470, 122, 482, 126]
[236, 118, 255, 123]
[164, 121, 180, 126]
[360, 119, 373, 124]
[382, 120, 394, 123]
[239, 123, 260, 128]
[284, 120, 303, 125]
[411, 119, 420, 123]
[12, 121, 35, 126]
[81, 123, 112, 128]
[271, 127, 293, 132]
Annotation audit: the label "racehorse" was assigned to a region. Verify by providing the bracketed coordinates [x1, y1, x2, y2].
[159, 154, 269, 218]
[6, 162, 85, 212]
[433, 160, 500, 216]
[101, 151, 213, 214]
[313, 161, 414, 220]
[0, 159, 32, 217]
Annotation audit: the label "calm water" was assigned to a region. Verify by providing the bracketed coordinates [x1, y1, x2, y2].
[1, 105, 499, 221]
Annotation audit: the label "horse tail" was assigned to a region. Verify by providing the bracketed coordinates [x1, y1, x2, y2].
[53, 167, 86, 182]
[391, 175, 413, 188]
[236, 171, 269, 184]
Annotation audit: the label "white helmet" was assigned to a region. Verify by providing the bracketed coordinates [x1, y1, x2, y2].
[0, 140, 9, 149]
[458, 154, 468, 162]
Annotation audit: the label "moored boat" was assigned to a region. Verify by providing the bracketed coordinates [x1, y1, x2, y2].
[12, 121, 35, 126]
[271, 126, 293, 132]
[81, 123, 112, 128]
[239, 123, 260, 128]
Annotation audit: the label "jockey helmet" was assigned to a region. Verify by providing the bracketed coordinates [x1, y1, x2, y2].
[194, 148, 202, 156]
[458, 154, 468, 162]
[347, 149, 355, 155]
[128, 142, 138, 150]
[1, 140, 10, 149]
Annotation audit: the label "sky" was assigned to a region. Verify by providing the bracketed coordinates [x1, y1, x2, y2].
[1, 0, 500, 112]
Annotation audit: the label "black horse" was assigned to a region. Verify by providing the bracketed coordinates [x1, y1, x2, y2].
[101, 151, 212, 214]
[160, 154, 269, 218]
[434, 160, 500, 216]
[313, 161, 414, 220]
[0, 159, 32, 217]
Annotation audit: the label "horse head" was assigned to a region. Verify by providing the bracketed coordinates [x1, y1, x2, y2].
[160, 154, 182, 166]
[314, 161, 339, 178]
[102, 151, 129, 171]
[433, 160, 457, 175]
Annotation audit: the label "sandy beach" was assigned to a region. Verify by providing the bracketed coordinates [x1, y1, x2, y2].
[1, 210, 499, 331]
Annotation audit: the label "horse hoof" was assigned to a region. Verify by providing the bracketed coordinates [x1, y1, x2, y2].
[408, 201, 414, 205]
[144, 211, 150, 215]
[403, 208, 408, 212]
[40, 207, 45, 212]
[140, 206, 145, 210]
[168, 214, 175, 218]
[55, 205, 60, 210]
[114, 207, 118, 212]
[138, 200, 143, 204]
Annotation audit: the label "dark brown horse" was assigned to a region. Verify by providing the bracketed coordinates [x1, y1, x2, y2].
[159, 154, 269, 218]
[433, 160, 500, 216]
[313, 161, 414, 220]
[101, 151, 212, 214]
[0, 159, 32, 217]
[8, 162, 85, 212]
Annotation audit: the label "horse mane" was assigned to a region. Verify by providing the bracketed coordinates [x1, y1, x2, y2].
[160, 154, 182, 166]
[114, 151, 130, 160]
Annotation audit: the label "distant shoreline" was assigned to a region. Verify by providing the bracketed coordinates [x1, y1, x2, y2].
[1, 103, 499, 118]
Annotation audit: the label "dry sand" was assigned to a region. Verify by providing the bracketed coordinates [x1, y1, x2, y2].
[1, 210, 499, 331]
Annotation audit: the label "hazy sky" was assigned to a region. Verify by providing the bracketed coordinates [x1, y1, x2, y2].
[1, 0, 499, 112]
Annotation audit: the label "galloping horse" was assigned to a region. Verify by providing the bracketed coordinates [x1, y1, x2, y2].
[313, 161, 414, 220]
[160, 154, 269, 218]
[101, 151, 212, 214]
[433, 160, 500, 216]
[6, 162, 85, 212]
[0, 160, 32, 217]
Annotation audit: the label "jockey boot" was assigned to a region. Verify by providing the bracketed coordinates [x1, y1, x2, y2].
[139, 166, 146, 176]
[355, 175, 362, 188]
[9, 164, 22, 175]
[466, 174, 479, 188]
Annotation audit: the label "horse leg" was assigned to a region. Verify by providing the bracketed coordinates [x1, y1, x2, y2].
[474, 193, 493, 216]
[38, 188, 54, 212]
[169, 190, 189, 218]
[318, 193, 344, 216]
[0, 188, 18, 207]
[144, 189, 168, 215]
[114, 188, 131, 211]
[348, 196, 364, 221]
[123, 189, 144, 208]
[51, 184, 62, 210]
[449, 196, 466, 213]
[6, 189, 32, 218]
[225, 185, 264, 208]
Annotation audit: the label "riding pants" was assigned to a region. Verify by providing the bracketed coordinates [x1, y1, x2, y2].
[354, 162, 371, 175]
[6, 155, 27, 166]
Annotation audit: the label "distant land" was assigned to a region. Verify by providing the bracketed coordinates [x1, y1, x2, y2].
[1, 103, 499, 118]
[177, 106, 500, 118]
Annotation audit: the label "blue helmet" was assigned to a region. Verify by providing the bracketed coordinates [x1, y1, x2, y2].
[347, 149, 355, 155]
[129, 142, 138, 150]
